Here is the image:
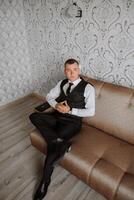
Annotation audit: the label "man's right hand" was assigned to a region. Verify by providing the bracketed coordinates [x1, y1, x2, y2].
[55, 101, 70, 113]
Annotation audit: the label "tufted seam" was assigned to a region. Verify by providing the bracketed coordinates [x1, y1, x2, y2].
[96, 82, 105, 98]
[86, 156, 102, 184]
[101, 142, 131, 174]
[112, 171, 125, 200]
[127, 91, 134, 107]
[113, 172, 134, 200]
[89, 158, 125, 200]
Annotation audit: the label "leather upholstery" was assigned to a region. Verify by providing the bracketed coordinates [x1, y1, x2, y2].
[30, 76, 134, 200]
[82, 76, 134, 145]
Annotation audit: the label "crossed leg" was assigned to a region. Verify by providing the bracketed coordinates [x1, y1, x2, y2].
[29, 111, 82, 200]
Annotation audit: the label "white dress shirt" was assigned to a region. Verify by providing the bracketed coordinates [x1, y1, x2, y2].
[46, 77, 95, 117]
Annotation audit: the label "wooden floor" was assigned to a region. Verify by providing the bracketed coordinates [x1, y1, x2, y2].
[0, 93, 106, 200]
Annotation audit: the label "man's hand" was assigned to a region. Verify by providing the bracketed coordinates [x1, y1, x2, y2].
[55, 101, 71, 113]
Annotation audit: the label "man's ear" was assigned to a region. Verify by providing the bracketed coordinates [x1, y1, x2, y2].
[64, 67, 66, 76]
[79, 64, 81, 73]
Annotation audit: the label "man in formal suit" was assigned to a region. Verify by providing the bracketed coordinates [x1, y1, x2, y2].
[29, 58, 95, 200]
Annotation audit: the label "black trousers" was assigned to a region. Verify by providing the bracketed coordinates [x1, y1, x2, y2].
[29, 111, 82, 144]
[29, 111, 82, 190]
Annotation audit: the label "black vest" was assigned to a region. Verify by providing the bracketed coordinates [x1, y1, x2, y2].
[55, 78, 88, 109]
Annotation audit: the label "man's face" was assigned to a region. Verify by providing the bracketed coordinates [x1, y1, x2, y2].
[64, 62, 80, 81]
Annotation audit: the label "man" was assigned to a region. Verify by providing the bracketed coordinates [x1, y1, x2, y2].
[29, 58, 95, 200]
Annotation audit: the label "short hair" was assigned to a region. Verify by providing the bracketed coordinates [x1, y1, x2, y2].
[64, 58, 79, 67]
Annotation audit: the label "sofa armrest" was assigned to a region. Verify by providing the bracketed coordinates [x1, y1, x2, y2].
[30, 130, 47, 155]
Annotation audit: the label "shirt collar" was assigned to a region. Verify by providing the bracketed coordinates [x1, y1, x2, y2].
[68, 77, 81, 86]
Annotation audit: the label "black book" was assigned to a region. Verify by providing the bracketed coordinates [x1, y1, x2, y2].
[35, 102, 50, 112]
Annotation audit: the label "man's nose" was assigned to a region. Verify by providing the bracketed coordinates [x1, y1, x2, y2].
[70, 71, 74, 75]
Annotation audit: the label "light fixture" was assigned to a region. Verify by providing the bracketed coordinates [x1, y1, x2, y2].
[65, 2, 82, 18]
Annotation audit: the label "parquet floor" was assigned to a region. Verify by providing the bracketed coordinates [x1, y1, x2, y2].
[0, 94, 106, 200]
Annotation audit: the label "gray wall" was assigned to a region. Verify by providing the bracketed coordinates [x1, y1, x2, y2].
[0, 0, 34, 106]
[0, 0, 134, 106]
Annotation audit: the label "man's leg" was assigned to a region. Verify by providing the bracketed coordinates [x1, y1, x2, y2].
[33, 142, 59, 200]
[33, 138, 72, 200]
[29, 112, 59, 143]
[51, 114, 82, 163]
[29, 113, 81, 200]
[29, 112, 70, 199]
[57, 115, 82, 141]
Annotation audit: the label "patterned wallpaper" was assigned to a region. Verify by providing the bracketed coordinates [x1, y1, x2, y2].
[0, 0, 34, 106]
[0, 0, 134, 106]
[24, 0, 134, 96]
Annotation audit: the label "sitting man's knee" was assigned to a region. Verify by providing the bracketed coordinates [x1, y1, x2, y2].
[29, 112, 38, 122]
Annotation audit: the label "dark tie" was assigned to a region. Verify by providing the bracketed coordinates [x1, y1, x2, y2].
[66, 82, 73, 95]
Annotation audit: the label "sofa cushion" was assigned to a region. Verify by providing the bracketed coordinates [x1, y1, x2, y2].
[82, 76, 134, 145]
[30, 125, 134, 200]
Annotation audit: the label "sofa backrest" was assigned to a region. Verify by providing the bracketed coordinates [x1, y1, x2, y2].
[82, 76, 134, 145]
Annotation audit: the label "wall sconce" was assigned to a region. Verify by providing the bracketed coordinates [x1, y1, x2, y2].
[65, 2, 82, 18]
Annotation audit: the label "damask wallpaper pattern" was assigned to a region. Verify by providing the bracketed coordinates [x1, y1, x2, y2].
[0, 0, 134, 106]
[0, 0, 34, 106]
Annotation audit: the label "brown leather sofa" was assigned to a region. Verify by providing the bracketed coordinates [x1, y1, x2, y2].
[30, 76, 134, 200]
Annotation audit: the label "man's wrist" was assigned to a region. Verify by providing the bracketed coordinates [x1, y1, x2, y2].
[71, 108, 78, 115]
[68, 110, 72, 114]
